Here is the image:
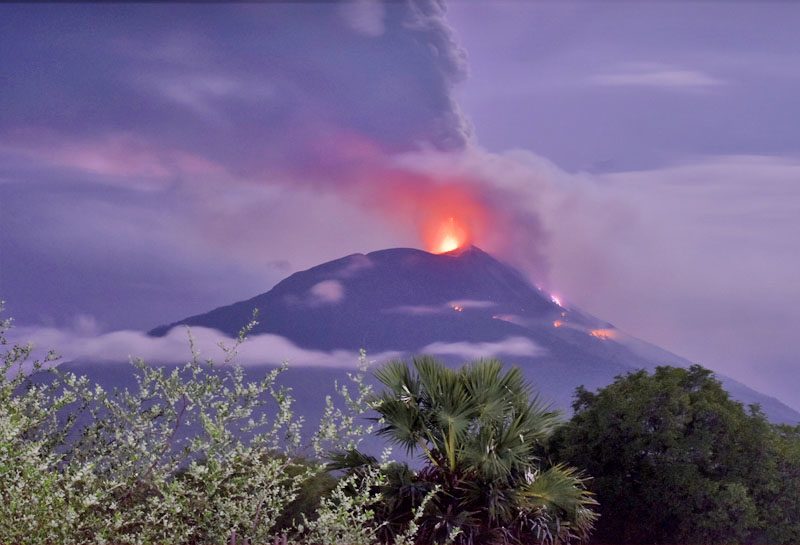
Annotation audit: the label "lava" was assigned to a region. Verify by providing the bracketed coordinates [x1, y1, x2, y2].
[429, 216, 469, 254]
[589, 328, 617, 341]
[553, 320, 564, 328]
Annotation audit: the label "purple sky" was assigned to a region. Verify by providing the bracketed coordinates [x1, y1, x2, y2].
[1, 1, 799, 409]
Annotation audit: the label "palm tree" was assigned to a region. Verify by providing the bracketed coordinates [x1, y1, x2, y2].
[338, 357, 597, 545]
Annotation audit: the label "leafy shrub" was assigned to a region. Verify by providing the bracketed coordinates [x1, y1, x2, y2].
[0, 304, 386, 544]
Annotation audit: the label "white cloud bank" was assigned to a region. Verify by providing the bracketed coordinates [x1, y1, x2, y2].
[420, 336, 545, 360]
[10, 325, 401, 369]
[9, 323, 544, 372]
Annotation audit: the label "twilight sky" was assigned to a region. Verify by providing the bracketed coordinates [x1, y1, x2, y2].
[1, 1, 799, 409]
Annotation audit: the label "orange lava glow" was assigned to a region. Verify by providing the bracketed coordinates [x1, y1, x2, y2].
[589, 329, 618, 341]
[553, 320, 564, 328]
[431, 217, 468, 253]
[406, 184, 486, 254]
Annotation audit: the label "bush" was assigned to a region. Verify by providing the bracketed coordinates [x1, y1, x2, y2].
[0, 303, 388, 544]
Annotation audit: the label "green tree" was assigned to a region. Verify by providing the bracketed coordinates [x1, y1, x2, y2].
[551, 365, 800, 545]
[343, 357, 597, 545]
[753, 423, 800, 544]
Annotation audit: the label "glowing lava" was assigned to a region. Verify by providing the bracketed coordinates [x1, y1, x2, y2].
[589, 328, 618, 341]
[430, 217, 469, 254]
[439, 234, 460, 253]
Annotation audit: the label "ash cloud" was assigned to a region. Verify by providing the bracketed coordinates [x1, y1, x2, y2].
[0, 0, 480, 328]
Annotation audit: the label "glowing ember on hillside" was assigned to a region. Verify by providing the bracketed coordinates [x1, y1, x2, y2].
[589, 329, 618, 340]
[429, 216, 469, 254]
[553, 320, 564, 328]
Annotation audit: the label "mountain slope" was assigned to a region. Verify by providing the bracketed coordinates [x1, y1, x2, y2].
[147, 246, 798, 424]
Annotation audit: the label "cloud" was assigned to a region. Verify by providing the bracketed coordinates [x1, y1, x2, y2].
[0, 128, 227, 191]
[385, 299, 496, 315]
[0, 1, 471, 168]
[11, 324, 401, 369]
[136, 72, 275, 122]
[0, 2, 478, 331]
[420, 336, 545, 360]
[575, 155, 800, 404]
[308, 280, 345, 305]
[590, 63, 725, 90]
[448, 299, 496, 309]
[385, 305, 443, 316]
[332, 254, 375, 278]
[380, 148, 800, 410]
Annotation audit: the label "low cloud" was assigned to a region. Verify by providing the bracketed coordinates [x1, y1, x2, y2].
[385, 299, 496, 315]
[308, 280, 345, 305]
[420, 336, 545, 360]
[332, 254, 375, 278]
[385, 305, 443, 316]
[11, 324, 400, 369]
[449, 299, 496, 309]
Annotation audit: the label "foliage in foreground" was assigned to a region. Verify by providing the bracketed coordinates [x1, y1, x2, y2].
[552, 365, 800, 545]
[0, 303, 387, 545]
[337, 357, 598, 545]
[1, 299, 599, 545]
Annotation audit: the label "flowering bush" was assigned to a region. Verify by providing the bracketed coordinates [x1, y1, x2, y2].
[0, 304, 387, 545]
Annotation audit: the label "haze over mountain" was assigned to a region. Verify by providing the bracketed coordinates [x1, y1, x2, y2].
[142, 245, 799, 425]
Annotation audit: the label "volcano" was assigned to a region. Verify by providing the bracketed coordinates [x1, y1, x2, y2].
[143, 246, 798, 424]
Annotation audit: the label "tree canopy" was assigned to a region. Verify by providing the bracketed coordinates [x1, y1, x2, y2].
[551, 365, 800, 545]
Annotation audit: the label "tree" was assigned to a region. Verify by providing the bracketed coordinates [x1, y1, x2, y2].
[342, 357, 597, 545]
[551, 365, 800, 545]
[753, 423, 800, 544]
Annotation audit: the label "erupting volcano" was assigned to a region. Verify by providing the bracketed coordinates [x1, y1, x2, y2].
[143, 244, 800, 425]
